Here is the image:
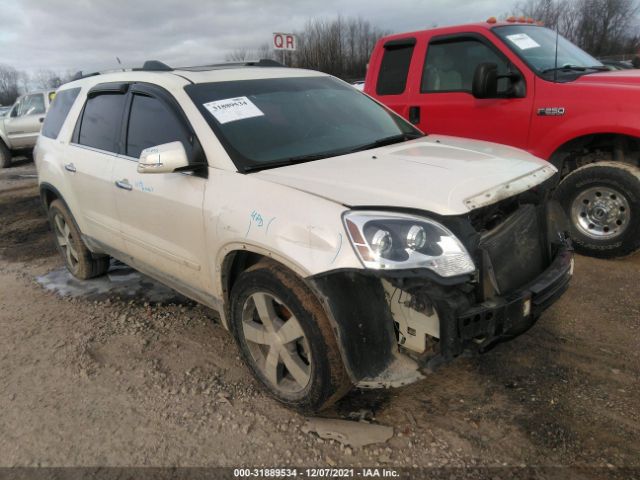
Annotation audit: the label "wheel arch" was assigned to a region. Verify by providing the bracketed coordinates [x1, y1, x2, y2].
[218, 246, 311, 325]
[218, 246, 407, 385]
[549, 133, 640, 178]
[39, 182, 100, 256]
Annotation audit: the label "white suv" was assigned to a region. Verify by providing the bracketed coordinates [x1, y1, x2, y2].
[35, 60, 573, 411]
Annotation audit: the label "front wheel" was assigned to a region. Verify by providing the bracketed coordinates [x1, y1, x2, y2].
[229, 260, 351, 412]
[554, 162, 640, 258]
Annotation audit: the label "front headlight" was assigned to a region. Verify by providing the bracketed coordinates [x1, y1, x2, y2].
[343, 211, 476, 277]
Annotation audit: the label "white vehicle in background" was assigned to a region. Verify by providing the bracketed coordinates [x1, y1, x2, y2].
[352, 80, 365, 91]
[0, 89, 55, 168]
[35, 60, 572, 411]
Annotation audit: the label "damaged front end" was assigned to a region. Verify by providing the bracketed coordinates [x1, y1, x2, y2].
[308, 190, 574, 388]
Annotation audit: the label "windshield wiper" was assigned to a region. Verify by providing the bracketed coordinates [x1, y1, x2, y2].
[542, 65, 610, 74]
[343, 132, 424, 155]
[243, 152, 335, 172]
[243, 132, 424, 173]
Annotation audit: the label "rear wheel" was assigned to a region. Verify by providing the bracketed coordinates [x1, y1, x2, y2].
[229, 260, 351, 412]
[48, 199, 110, 279]
[555, 162, 640, 258]
[0, 142, 11, 168]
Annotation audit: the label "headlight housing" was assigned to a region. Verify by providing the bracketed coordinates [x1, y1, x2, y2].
[343, 211, 476, 277]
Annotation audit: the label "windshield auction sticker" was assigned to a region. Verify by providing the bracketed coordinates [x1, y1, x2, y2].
[203, 96, 265, 124]
[506, 33, 540, 50]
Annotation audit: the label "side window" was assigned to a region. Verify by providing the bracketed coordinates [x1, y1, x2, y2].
[376, 40, 416, 95]
[77, 93, 126, 152]
[422, 38, 511, 93]
[126, 94, 192, 159]
[42, 88, 81, 140]
[19, 94, 46, 116]
[9, 99, 22, 118]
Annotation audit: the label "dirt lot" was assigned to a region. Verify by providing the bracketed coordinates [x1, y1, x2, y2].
[0, 161, 638, 476]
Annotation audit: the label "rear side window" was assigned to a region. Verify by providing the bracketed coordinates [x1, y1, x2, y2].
[42, 88, 80, 139]
[126, 94, 192, 159]
[376, 39, 416, 95]
[422, 38, 511, 93]
[77, 93, 126, 152]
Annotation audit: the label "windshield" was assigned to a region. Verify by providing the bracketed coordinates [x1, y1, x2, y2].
[493, 25, 603, 79]
[185, 76, 422, 172]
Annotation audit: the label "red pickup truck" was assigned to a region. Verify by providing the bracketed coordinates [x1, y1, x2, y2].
[365, 19, 640, 258]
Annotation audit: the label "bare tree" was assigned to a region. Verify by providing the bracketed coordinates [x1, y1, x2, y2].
[292, 16, 389, 79]
[0, 65, 21, 106]
[31, 70, 64, 90]
[514, 0, 640, 56]
[225, 48, 252, 62]
[225, 43, 275, 62]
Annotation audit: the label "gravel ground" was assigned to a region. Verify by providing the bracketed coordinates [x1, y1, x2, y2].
[0, 162, 638, 477]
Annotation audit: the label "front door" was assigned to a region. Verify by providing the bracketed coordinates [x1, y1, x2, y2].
[413, 34, 533, 149]
[4, 93, 47, 148]
[113, 85, 209, 292]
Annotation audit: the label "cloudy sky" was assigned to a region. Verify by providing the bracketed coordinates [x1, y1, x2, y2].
[1, 0, 510, 74]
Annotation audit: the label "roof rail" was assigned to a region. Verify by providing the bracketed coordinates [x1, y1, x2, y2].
[176, 58, 286, 71]
[70, 70, 102, 81]
[68, 58, 284, 82]
[139, 60, 173, 71]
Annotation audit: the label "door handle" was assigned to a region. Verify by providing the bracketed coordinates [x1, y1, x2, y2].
[64, 163, 76, 173]
[409, 106, 420, 125]
[115, 179, 132, 191]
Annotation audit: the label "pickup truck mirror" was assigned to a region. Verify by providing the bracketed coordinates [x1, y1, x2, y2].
[137, 141, 190, 174]
[472, 62, 499, 99]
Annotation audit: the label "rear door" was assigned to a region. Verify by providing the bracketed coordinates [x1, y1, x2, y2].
[67, 84, 128, 252]
[4, 93, 47, 148]
[369, 37, 417, 121]
[113, 83, 209, 292]
[411, 33, 533, 148]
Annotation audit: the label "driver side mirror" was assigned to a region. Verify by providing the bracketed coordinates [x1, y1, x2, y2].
[137, 141, 190, 174]
[472, 62, 525, 99]
[472, 62, 499, 99]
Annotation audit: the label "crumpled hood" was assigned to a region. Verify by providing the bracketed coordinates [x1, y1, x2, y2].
[253, 135, 556, 216]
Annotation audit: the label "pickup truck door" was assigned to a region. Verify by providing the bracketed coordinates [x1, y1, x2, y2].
[410, 33, 533, 149]
[112, 85, 210, 294]
[4, 93, 47, 149]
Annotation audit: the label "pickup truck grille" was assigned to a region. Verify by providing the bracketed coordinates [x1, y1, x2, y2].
[479, 204, 546, 295]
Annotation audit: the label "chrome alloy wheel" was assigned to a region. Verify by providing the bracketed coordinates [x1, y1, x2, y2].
[53, 212, 80, 270]
[241, 292, 312, 394]
[571, 186, 630, 240]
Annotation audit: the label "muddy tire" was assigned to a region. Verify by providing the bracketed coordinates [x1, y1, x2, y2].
[48, 199, 110, 279]
[555, 162, 640, 258]
[0, 141, 11, 169]
[229, 260, 351, 412]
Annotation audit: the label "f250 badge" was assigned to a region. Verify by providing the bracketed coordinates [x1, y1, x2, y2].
[537, 107, 566, 116]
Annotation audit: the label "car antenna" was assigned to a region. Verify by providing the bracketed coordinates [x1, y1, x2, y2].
[554, 27, 559, 82]
[116, 56, 125, 72]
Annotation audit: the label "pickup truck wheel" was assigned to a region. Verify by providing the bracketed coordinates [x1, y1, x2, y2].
[0, 142, 11, 169]
[48, 200, 110, 279]
[229, 260, 351, 412]
[555, 162, 640, 258]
